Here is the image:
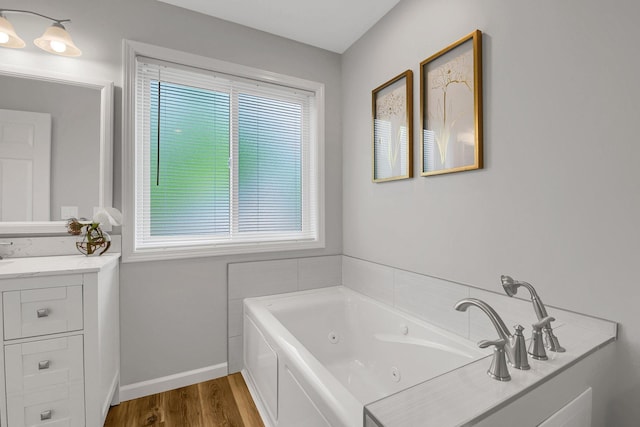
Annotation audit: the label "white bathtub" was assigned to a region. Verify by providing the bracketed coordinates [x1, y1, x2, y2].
[243, 286, 486, 427]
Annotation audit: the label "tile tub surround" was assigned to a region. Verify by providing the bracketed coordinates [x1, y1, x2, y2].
[342, 256, 471, 337]
[227, 255, 342, 373]
[343, 256, 617, 426]
[364, 319, 616, 427]
[341, 256, 616, 344]
[232, 254, 616, 424]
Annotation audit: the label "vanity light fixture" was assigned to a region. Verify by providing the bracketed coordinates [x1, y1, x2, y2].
[0, 12, 25, 48]
[0, 9, 81, 57]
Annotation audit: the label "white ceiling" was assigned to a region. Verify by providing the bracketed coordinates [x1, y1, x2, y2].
[157, 0, 402, 53]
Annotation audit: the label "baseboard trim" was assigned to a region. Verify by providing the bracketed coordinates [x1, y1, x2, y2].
[119, 363, 228, 402]
[102, 371, 120, 422]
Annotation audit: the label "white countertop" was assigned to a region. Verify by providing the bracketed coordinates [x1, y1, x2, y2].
[0, 253, 120, 279]
[365, 316, 617, 426]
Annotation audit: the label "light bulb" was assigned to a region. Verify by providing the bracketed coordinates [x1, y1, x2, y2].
[0, 32, 9, 44]
[50, 40, 67, 53]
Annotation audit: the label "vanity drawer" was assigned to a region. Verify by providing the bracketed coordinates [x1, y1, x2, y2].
[5, 335, 84, 394]
[3, 286, 83, 340]
[6, 383, 85, 427]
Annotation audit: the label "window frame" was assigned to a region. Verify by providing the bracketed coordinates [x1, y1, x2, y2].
[122, 40, 325, 262]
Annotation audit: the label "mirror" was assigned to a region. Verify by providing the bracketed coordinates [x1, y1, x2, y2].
[0, 64, 113, 234]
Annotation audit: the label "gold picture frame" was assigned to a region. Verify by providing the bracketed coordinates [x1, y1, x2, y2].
[420, 30, 483, 176]
[372, 70, 413, 182]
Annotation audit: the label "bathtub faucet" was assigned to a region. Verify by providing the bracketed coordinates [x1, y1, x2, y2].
[501, 275, 565, 353]
[455, 298, 529, 380]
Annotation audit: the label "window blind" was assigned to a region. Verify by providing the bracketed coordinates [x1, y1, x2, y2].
[134, 58, 318, 251]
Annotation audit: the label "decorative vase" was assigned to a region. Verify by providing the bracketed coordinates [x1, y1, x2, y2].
[76, 223, 111, 256]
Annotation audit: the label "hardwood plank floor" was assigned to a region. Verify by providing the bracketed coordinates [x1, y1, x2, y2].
[227, 373, 264, 427]
[105, 373, 265, 427]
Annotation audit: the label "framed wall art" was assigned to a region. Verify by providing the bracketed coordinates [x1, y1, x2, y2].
[420, 30, 483, 176]
[372, 70, 413, 182]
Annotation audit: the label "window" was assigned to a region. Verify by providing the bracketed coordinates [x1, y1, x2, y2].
[123, 42, 324, 261]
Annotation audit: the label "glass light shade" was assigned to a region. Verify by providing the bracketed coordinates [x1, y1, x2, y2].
[34, 22, 81, 57]
[0, 15, 26, 48]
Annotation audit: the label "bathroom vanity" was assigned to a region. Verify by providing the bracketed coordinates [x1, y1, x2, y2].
[0, 254, 120, 427]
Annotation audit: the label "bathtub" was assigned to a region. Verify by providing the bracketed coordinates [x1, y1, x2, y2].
[242, 286, 487, 427]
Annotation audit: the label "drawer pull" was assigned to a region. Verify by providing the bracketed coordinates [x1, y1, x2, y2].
[38, 360, 51, 370]
[36, 308, 50, 318]
[40, 410, 52, 420]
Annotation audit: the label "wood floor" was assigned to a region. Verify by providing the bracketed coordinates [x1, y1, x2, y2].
[105, 373, 265, 427]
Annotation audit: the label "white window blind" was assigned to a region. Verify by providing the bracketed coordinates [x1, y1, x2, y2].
[134, 57, 319, 254]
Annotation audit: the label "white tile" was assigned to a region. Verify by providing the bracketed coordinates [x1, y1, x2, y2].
[228, 298, 243, 338]
[298, 255, 342, 291]
[228, 335, 244, 374]
[228, 259, 298, 299]
[467, 288, 617, 352]
[365, 324, 615, 427]
[548, 308, 617, 338]
[342, 256, 394, 306]
[394, 270, 470, 338]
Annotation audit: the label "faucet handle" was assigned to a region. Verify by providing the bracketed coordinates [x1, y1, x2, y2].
[540, 318, 566, 353]
[532, 316, 555, 331]
[478, 338, 511, 381]
[529, 316, 555, 360]
[510, 324, 530, 370]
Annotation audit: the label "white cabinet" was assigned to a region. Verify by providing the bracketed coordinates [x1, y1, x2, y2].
[3, 285, 83, 340]
[539, 388, 592, 427]
[5, 335, 84, 394]
[0, 254, 120, 427]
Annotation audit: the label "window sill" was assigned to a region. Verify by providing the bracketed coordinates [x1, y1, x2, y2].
[121, 239, 325, 263]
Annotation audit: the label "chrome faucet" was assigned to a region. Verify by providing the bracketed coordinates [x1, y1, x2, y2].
[529, 315, 556, 360]
[478, 338, 511, 381]
[455, 298, 530, 379]
[0, 241, 13, 259]
[501, 275, 565, 353]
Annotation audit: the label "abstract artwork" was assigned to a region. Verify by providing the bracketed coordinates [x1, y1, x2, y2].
[372, 70, 413, 182]
[421, 30, 483, 176]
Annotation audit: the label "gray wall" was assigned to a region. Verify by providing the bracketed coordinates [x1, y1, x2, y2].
[342, 0, 639, 425]
[6, 0, 639, 423]
[0, 75, 100, 220]
[1, 0, 342, 385]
